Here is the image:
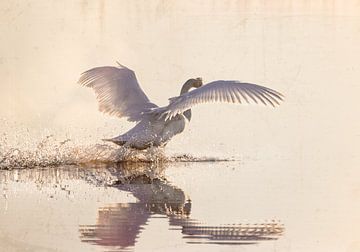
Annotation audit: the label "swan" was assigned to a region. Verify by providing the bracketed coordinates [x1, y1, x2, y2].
[78, 63, 283, 150]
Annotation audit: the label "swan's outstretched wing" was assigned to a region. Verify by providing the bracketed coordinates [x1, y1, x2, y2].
[152, 80, 283, 121]
[78, 64, 157, 121]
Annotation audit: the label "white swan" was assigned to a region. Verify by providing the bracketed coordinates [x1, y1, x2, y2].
[78, 63, 283, 149]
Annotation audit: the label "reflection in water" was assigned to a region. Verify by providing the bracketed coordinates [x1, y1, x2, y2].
[78, 162, 284, 251]
[0, 162, 283, 251]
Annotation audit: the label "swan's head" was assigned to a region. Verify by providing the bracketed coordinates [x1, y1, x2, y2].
[189, 77, 203, 88]
[181, 78, 203, 95]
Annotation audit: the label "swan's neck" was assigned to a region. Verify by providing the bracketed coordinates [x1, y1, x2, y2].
[180, 81, 193, 121]
[180, 81, 194, 95]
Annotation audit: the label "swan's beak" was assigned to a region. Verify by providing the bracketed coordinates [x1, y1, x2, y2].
[194, 77, 203, 88]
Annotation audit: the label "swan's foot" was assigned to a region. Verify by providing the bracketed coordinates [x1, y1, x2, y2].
[102, 139, 148, 150]
[102, 138, 126, 146]
[102, 138, 166, 152]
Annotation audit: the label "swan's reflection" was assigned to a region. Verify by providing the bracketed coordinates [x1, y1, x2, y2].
[78, 162, 284, 251]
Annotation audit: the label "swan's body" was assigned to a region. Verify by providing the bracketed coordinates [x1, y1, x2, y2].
[78, 63, 283, 149]
[107, 114, 186, 149]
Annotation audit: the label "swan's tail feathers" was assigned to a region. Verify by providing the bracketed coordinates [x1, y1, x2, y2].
[102, 137, 127, 146]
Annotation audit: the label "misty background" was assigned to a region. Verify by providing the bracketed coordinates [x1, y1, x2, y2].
[0, 0, 359, 159]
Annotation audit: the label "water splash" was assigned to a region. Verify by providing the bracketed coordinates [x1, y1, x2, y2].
[0, 130, 233, 170]
[0, 133, 164, 169]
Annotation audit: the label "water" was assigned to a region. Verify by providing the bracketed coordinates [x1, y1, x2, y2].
[0, 162, 282, 252]
[0, 156, 359, 252]
[1, 1, 360, 251]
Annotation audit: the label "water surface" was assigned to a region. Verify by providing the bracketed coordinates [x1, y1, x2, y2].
[1, 157, 358, 252]
[1, 161, 286, 252]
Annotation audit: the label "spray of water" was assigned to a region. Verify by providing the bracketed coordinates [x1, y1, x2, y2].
[0, 119, 232, 170]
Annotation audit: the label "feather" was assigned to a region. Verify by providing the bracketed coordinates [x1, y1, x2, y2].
[78, 65, 157, 121]
[150, 80, 284, 120]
